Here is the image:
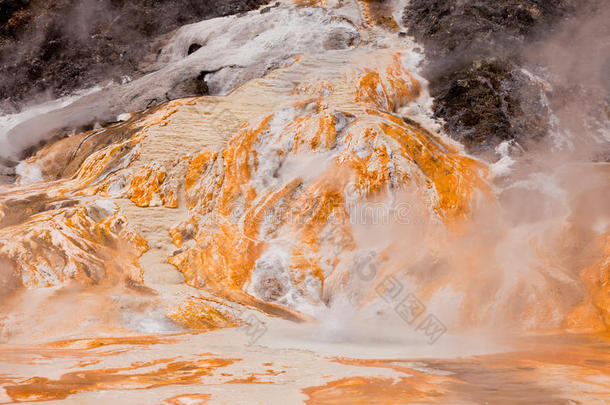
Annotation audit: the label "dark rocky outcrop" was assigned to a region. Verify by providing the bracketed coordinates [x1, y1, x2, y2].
[0, 0, 270, 113]
[402, 0, 580, 156]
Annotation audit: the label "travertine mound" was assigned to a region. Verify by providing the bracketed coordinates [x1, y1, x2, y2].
[0, 0, 607, 343]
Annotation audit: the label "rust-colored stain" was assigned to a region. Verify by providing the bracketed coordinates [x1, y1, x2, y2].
[46, 335, 178, 349]
[303, 376, 432, 404]
[164, 393, 211, 404]
[224, 366, 286, 384]
[4, 357, 237, 402]
[129, 163, 177, 208]
[354, 54, 421, 112]
[168, 297, 238, 330]
[225, 374, 272, 384]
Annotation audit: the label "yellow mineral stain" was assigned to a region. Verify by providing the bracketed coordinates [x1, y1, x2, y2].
[168, 297, 238, 330]
[354, 54, 421, 112]
[129, 164, 169, 207]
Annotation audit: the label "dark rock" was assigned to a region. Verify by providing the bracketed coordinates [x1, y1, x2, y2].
[164, 71, 210, 100]
[430, 58, 550, 156]
[0, 0, 270, 110]
[402, 0, 579, 155]
[403, 0, 576, 61]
